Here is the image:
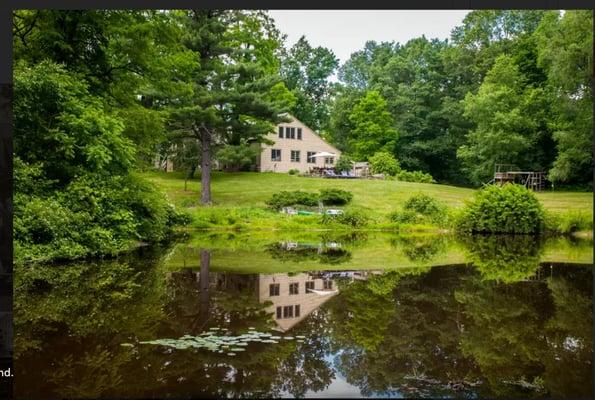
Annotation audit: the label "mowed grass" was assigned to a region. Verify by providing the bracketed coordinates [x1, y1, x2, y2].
[142, 170, 593, 214]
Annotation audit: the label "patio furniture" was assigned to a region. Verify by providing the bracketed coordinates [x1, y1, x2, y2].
[323, 169, 340, 179]
[339, 171, 357, 179]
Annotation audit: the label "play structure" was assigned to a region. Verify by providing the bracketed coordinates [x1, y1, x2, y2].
[490, 164, 548, 191]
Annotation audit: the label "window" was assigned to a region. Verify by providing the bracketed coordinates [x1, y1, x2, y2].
[278, 126, 284, 138]
[276, 306, 282, 319]
[291, 150, 300, 163]
[269, 283, 280, 296]
[289, 282, 299, 295]
[295, 305, 300, 317]
[325, 157, 334, 165]
[283, 305, 294, 318]
[289, 127, 296, 139]
[297, 128, 302, 140]
[305, 281, 315, 291]
[323, 280, 333, 290]
[271, 149, 281, 162]
[307, 151, 316, 164]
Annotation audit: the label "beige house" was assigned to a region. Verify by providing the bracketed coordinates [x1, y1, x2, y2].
[256, 115, 342, 173]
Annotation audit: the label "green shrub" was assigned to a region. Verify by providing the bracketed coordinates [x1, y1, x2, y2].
[319, 188, 353, 206]
[335, 156, 353, 173]
[404, 193, 446, 218]
[14, 173, 185, 265]
[321, 209, 370, 227]
[388, 194, 448, 226]
[180, 197, 199, 208]
[456, 184, 545, 234]
[388, 210, 423, 225]
[288, 169, 300, 175]
[396, 170, 435, 183]
[265, 190, 320, 210]
[546, 210, 593, 234]
[369, 152, 401, 176]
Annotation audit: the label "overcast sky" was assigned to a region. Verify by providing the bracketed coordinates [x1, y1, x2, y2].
[268, 10, 470, 67]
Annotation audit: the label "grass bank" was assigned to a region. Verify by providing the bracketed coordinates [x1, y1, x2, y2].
[143, 171, 593, 233]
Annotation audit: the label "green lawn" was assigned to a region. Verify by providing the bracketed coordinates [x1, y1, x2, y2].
[143, 170, 593, 214]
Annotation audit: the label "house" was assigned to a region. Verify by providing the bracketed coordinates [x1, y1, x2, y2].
[255, 115, 342, 173]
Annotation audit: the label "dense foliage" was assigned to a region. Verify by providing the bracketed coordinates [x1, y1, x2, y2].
[280, 36, 339, 132]
[395, 170, 435, 183]
[13, 11, 190, 264]
[457, 184, 545, 234]
[216, 143, 258, 172]
[369, 152, 401, 176]
[334, 156, 353, 173]
[328, 10, 592, 187]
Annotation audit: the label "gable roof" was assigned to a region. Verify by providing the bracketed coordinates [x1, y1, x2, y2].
[281, 114, 342, 155]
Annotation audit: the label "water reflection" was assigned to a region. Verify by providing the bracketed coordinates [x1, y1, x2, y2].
[267, 241, 353, 265]
[14, 235, 593, 399]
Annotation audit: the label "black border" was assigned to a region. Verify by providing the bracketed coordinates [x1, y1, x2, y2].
[0, 4, 12, 400]
[0, 1, 593, 400]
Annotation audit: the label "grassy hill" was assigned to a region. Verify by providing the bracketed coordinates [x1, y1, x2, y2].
[143, 171, 593, 231]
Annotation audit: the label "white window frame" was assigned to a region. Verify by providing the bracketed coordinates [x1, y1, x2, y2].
[271, 149, 281, 162]
[291, 150, 300, 163]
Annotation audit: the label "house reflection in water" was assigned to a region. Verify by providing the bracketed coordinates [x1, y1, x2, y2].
[259, 273, 337, 332]
[165, 267, 382, 332]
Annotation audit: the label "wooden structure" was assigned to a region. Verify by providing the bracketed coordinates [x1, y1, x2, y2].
[492, 164, 547, 191]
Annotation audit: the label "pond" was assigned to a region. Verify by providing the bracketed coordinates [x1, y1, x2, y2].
[14, 232, 593, 398]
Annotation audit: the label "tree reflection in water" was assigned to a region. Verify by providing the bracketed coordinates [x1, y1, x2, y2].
[14, 244, 592, 398]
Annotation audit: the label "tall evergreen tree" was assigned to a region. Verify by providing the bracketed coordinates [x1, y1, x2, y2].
[168, 10, 289, 204]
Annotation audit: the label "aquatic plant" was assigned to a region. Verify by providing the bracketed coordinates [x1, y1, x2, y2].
[133, 329, 296, 356]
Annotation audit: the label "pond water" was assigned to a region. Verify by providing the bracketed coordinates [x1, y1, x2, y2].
[14, 232, 593, 398]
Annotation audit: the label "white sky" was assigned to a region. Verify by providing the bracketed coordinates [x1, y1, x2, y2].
[268, 10, 470, 68]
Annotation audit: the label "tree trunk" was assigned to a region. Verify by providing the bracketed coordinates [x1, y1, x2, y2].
[200, 128, 212, 204]
[198, 249, 211, 324]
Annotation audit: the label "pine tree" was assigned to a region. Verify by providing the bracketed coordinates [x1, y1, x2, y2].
[169, 10, 289, 204]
